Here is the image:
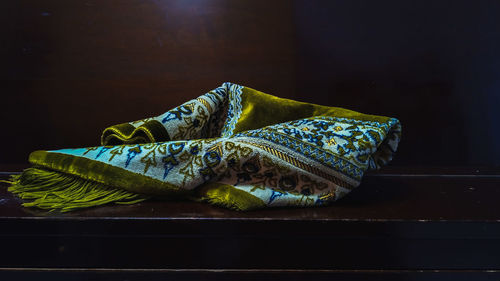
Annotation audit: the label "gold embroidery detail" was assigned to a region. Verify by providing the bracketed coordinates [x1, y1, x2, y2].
[241, 141, 356, 190]
[196, 97, 213, 113]
[185, 102, 195, 113]
[82, 147, 99, 155]
[139, 143, 168, 174]
[108, 145, 125, 161]
[286, 195, 316, 206]
[327, 138, 337, 146]
[207, 142, 224, 157]
[319, 190, 336, 201]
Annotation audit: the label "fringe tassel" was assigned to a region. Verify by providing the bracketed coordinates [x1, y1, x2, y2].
[195, 183, 266, 211]
[7, 167, 149, 212]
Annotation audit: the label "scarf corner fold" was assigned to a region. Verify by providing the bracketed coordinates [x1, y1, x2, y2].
[6, 82, 402, 212]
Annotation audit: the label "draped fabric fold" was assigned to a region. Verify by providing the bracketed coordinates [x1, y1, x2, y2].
[6, 83, 402, 212]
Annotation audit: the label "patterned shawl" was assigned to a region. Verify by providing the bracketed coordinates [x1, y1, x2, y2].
[6, 83, 401, 212]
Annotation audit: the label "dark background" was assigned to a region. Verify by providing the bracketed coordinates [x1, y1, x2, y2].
[1, 0, 499, 167]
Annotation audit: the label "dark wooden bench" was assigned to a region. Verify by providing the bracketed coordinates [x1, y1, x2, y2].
[2, 167, 500, 280]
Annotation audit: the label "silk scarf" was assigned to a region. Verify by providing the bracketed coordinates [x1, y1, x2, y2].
[6, 83, 401, 212]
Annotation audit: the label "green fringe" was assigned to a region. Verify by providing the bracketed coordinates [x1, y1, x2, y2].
[194, 182, 266, 211]
[7, 167, 149, 212]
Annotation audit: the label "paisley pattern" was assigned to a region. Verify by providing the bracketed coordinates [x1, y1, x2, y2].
[30, 82, 402, 210]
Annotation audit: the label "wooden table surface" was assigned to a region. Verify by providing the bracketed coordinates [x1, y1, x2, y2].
[1, 168, 500, 280]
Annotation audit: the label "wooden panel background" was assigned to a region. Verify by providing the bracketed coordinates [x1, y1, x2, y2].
[1, 0, 500, 167]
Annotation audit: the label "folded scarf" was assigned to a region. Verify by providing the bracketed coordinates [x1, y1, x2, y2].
[5, 82, 401, 212]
